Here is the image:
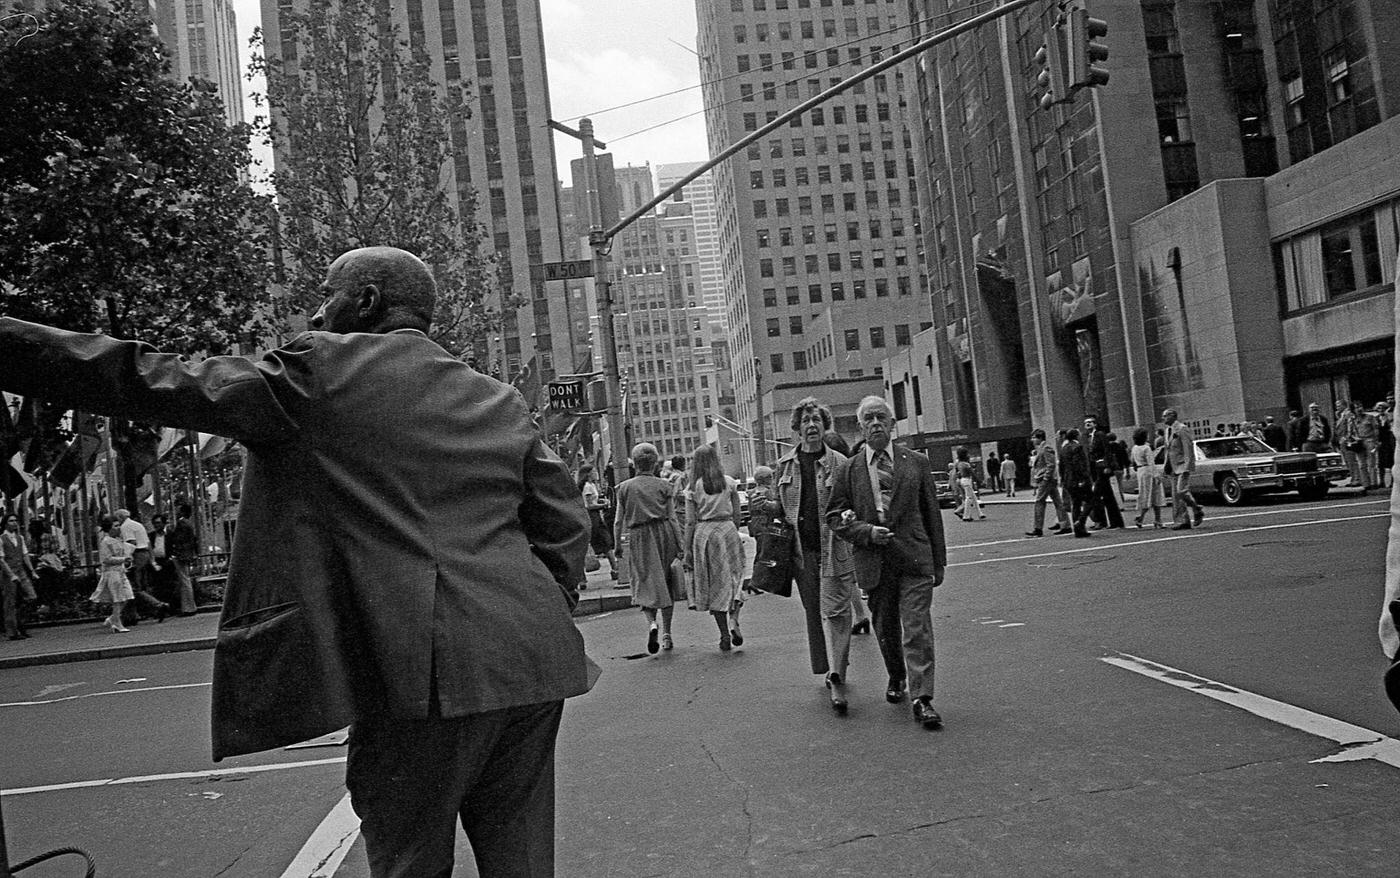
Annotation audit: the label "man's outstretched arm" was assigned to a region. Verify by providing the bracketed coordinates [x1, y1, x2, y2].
[0, 318, 302, 445]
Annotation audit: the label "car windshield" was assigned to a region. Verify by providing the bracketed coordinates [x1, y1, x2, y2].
[932, 472, 950, 484]
[1197, 437, 1272, 459]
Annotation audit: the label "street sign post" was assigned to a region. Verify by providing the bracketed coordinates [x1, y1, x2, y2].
[531, 260, 594, 283]
[547, 379, 585, 412]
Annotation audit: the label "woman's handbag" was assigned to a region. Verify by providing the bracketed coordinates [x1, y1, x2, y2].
[667, 556, 688, 602]
[750, 502, 795, 597]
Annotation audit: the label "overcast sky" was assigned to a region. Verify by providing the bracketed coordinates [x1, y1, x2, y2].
[229, 0, 708, 187]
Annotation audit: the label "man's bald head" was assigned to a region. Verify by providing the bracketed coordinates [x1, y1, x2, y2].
[312, 247, 437, 334]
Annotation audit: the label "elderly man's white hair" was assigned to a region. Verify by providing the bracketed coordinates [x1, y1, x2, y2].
[856, 395, 892, 420]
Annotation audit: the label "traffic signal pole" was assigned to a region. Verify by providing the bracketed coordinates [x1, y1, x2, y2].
[574, 119, 632, 490]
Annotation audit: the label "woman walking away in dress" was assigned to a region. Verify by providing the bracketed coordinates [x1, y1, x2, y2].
[614, 444, 684, 653]
[1129, 427, 1165, 528]
[578, 465, 620, 582]
[955, 448, 985, 521]
[684, 444, 746, 652]
[92, 515, 134, 633]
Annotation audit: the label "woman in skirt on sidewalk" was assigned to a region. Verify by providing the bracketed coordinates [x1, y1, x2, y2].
[613, 443, 685, 653]
[683, 444, 746, 651]
[91, 515, 134, 633]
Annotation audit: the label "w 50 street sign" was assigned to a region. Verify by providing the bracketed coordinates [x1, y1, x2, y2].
[531, 260, 594, 282]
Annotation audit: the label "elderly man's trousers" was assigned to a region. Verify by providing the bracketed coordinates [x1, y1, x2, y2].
[347, 699, 564, 878]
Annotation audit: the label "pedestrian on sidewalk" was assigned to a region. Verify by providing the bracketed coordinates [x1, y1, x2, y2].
[683, 444, 746, 652]
[615, 442, 685, 654]
[579, 465, 620, 582]
[1, 513, 38, 640]
[115, 508, 169, 623]
[774, 397, 859, 713]
[1025, 429, 1070, 537]
[1, 246, 597, 878]
[954, 448, 985, 521]
[1351, 400, 1380, 493]
[985, 452, 1001, 494]
[827, 396, 948, 729]
[1083, 416, 1125, 530]
[1163, 408, 1205, 530]
[1301, 403, 1332, 453]
[1060, 429, 1094, 537]
[1129, 428, 1165, 528]
[166, 503, 199, 615]
[999, 454, 1018, 498]
[91, 515, 133, 634]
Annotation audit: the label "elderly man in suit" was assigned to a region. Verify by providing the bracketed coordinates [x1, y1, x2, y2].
[1163, 408, 1205, 531]
[827, 395, 947, 729]
[0, 246, 594, 878]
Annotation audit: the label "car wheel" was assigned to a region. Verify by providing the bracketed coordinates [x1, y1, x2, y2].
[1217, 473, 1246, 506]
[1298, 483, 1329, 502]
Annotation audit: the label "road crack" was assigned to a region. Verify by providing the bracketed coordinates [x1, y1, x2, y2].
[211, 842, 256, 877]
[700, 738, 755, 876]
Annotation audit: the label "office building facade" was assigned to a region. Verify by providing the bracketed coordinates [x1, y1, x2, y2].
[156, 0, 244, 126]
[260, 0, 583, 387]
[902, 0, 1398, 444]
[697, 0, 929, 472]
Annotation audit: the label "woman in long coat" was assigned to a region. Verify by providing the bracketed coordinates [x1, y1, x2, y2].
[774, 397, 859, 712]
[683, 444, 745, 652]
[613, 443, 684, 654]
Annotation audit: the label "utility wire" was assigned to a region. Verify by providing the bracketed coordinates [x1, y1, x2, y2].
[559, 0, 1003, 129]
[608, 0, 1009, 145]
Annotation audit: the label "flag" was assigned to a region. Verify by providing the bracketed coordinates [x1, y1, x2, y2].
[512, 355, 543, 411]
[48, 412, 103, 487]
[0, 397, 26, 498]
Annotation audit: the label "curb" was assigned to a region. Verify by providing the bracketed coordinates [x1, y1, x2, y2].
[0, 594, 633, 672]
[0, 636, 217, 671]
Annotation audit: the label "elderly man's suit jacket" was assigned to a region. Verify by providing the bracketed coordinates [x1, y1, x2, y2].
[1165, 423, 1197, 475]
[824, 444, 946, 591]
[0, 318, 592, 760]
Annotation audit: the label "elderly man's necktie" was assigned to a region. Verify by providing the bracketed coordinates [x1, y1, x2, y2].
[876, 450, 894, 522]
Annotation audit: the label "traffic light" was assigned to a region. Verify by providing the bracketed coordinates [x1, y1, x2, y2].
[1067, 7, 1110, 91]
[1033, 22, 1070, 109]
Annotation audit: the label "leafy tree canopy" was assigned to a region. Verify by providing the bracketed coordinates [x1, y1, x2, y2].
[0, 0, 278, 356]
[251, 0, 500, 357]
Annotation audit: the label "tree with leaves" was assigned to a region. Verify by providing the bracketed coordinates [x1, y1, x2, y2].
[252, 0, 500, 357]
[0, 0, 278, 508]
[0, 0, 278, 352]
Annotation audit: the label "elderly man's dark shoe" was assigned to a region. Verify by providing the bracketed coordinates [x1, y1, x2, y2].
[913, 698, 942, 729]
[885, 678, 906, 703]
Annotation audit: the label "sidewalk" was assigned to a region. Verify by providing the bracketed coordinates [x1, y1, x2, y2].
[0, 565, 631, 671]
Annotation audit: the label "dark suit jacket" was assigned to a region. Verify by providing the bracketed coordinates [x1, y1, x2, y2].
[0, 318, 593, 760]
[825, 444, 946, 591]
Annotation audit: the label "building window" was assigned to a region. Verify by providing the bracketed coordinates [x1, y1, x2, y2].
[770, 353, 784, 373]
[766, 317, 781, 337]
[895, 323, 911, 346]
[808, 283, 823, 303]
[759, 258, 774, 278]
[869, 326, 885, 348]
[844, 328, 861, 351]
[792, 350, 807, 370]
[789, 316, 804, 334]
[786, 285, 801, 304]
[1326, 53, 1351, 103]
[831, 282, 845, 300]
[763, 288, 778, 307]
[1156, 100, 1192, 143]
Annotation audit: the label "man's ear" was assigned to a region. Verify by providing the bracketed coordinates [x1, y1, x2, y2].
[356, 285, 384, 322]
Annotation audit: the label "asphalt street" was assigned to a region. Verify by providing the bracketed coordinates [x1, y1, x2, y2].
[0, 491, 1392, 876]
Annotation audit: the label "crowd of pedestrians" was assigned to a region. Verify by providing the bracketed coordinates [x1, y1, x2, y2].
[0, 503, 203, 642]
[596, 394, 949, 730]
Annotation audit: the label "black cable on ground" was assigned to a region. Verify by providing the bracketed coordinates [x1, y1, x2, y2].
[10, 846, 98, 877]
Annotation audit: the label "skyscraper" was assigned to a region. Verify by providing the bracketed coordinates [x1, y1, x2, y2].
[656, 162, 726, 333]
[155, 0, 244, 126]
[260, 0, 583, 387]
[696, 0, 928, 472]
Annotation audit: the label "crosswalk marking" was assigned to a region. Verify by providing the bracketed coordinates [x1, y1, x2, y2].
[1102, 652, 1400, 770]
[279, 792, 361, 878]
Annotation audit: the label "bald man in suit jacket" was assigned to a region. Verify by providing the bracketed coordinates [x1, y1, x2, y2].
[0, 247, 594, 878]
[827, 396, 947, 729]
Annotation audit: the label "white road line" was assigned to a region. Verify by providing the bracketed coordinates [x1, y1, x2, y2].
[279, 792, 361, 878]
[950, 499, 1385, 550]
[998, 623, 1025, 628]
[948, 512, 1384, 568]
[1102, 653, 1400, 770]
[1, 756, 346, 797]
[0, 681, 210, 708]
